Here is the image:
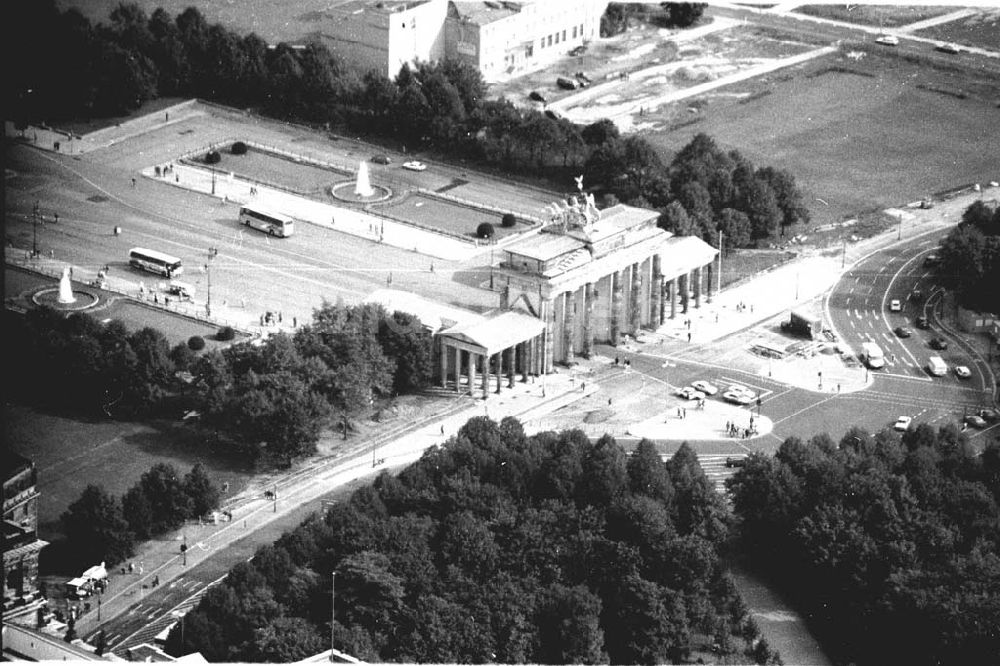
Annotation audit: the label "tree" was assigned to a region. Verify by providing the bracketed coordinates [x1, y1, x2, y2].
[61, 485, 134, 566]
[658, 201, 698, 236]
[476, 222, 495, 239]
[716, 208, 751, 250]
[582, 119, 620, 146]
[662, 3, 707, 28]
[184, 463, 220, 517]
[627, 439, 674, 503]
[377, 311, 433, 393]
[336, 551, 405, 641]
[605, 575, 690, 664]
[251, 616, 325, 662]
[138, 463, 192, 533]
[536, 584, 608, 664]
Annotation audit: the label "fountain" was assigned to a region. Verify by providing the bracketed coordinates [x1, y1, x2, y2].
[354, 161, 374, 198]
[57, 267, 76, 304]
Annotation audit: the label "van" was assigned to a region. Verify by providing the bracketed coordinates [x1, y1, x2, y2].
[927, 356, 947, 376]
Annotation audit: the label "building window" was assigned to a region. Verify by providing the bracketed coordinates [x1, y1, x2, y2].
[573, 26, 577, 38]
[547, 35, 552, 47]
[555, 32, 560, 44]
[562, 30, 566, 41]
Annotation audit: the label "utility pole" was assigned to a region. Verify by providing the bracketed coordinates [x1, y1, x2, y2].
[205, 247, 218, 316]
[182, 532, 187, 566]
[330, 572, 336, 660]
[272, 485, 277, 513]
[211, 169, 216, 196]
[717, 229, 723, 295]
[32, 200, 40, 257]
[841, 235, 847, 269]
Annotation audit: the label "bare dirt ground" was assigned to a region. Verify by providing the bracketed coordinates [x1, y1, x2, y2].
[916, 9, 1000, 50]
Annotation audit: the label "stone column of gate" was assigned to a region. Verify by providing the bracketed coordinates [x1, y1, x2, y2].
[481, 353, 490, 398]
[467, 351, 476, 398]
[651, 256, 663, 326]
[680, 272, 690, 314]
[453, 346, 462, 393]
[706, 261, 714, 304]
[495, 352, 503, 394]
[543, 299, 555, 374]
[440, 341, 448, 388]
[669, 278, 677, 319]
[610, 270, 623, 345]
[506, 346, 515, 388]
[694, 265, 703, 308]
[582, 282, 595, 358]
[630, 262, 642, 334]
[563, 290, 576, 363]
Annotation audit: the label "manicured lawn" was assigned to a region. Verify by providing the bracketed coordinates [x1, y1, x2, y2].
[194, 146, 344, 196]
[4, 403, 256, 542]
[794, 5, 954, 28]
[718, 250, 797, 289]
[381, 192, 527, 240]
[916, 10, 1000, 50]
[645, 54, 1000, 230]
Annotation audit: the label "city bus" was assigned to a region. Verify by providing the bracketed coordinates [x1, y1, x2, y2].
[128, 248, 183, 278]
[239, 205, 294, 237]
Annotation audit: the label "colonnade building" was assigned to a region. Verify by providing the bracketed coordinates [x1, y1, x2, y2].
[368, 200, 718, 399]
[496, 199, 719, 372]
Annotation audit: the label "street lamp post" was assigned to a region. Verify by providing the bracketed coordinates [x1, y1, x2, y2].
[205, 247, 218, 317]
[32, 200, 40, 257]
[841, 235, 847, 269]
[331, 572, 337, 655]
[717, 230, 723, 294]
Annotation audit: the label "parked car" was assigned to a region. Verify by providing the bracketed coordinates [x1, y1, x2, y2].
[936, 42, 960, 54]
[915, 316, 930, 329]
[528, 90, 546, 103]
[574, 72, 592, 86]
[569, 45, 587, 56]
[965, 414, 987, 429]
[894, 416, 912, 431]
[556, 76, 578, 90]
[894, 326, 912, 338]
[723, 390, 753, 406]
[954, 365, 971, 379]
[402, 161, 427, 171]
[371, 154, 391, 164]
[691, 380, 718, 395]
[930, 337, 949, 350]
[726, 384, 756, 400]
[978, 408, 999, 423]
[889, 299, 902, 312]
[676, 386, 706, 401]
[725, 456, 747, 468]
[923, 254, 940, 267]
[875, 34, 899, 46]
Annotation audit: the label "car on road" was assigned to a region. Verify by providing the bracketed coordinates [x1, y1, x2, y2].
[894, 416, 912, 431]
[936, 42, 960, 54]
[371, 154, 391, 164]
[569, 45, 587, 56]
[875, 34, 899, 46]
[978, 409, 999, 423]
[915, 316, 930, 329]
[725, 456, 747, 468]
[691, 380, 718, 395]
[924, 254, 940, 267]
[894, 326, 912, 338]
[675, 386, 706, 401]
[889, 299, 902, 312]
[727, 384, 757, 400]
[556, 76, 578, 90]
[965, 415, 987, 429]
[722, 390, 753, 405]
[929, 337, 949, 350]
[528, 90, 546, 103]
[402, 161, 427, 171]
[954, 365, 971, 379]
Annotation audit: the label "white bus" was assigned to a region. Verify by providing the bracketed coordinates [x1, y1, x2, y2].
[861, 341, 885, 369]
[239, 205, 294, 237]
[129, 247, 183, 278]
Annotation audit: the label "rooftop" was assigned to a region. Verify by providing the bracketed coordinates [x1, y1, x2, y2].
[364, 289, 484, 332]
[449, 1, 524, 25]
[441, 310, 546, 354]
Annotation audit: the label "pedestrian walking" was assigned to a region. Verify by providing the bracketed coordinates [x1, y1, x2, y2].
[165, 112, 169, 122]
[687, 332, 692, 342]
[292, 316, 297, 327]
[683, 408, 687, 419]
[128, 562, 134, 574]
[837, 383, 841, 393]
[131, 177, 136, 188]
[441, 424, 445, 435]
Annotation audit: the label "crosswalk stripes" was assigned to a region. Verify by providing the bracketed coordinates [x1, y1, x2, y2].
[698, 453, 746, 496]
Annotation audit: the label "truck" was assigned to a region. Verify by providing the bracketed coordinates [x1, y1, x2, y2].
[861, 342, 885, 369]
[927, 356, 947, 376]
[780, 311, 823, 339]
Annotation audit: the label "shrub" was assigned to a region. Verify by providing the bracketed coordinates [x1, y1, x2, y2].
[476, 222, 495, 239]
[216, 326, 236, 341]
[187, 335, 206, 351]
[205, 150, 221, 165]
[501, 213, 517, 228]
[231, 141, 248, 155]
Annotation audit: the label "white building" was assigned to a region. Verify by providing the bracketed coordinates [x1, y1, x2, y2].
[317, 0, 606, 81]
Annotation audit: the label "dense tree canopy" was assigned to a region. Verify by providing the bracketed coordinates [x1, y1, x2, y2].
[938, 200, 1000, 313]
[728, 426, 1000, 666]
[173, 422, 766, 663]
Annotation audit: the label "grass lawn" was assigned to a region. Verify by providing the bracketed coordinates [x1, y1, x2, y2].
[194, 147, 344, 196]
[381, 193, 527, 240]
[4, 403, 256, 542]
[916, 10, 1000, 50]
[794, 5, 954, 28]
[719, 250, 797, 289]
[56, 97, 187, 136]
[645, 53, 1000, 230]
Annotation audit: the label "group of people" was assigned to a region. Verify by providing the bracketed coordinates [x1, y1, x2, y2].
[613, 356, 632, 369]
[726, 420, 756, 439]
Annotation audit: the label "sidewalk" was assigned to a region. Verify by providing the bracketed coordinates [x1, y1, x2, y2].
[71, 371, 591, 636]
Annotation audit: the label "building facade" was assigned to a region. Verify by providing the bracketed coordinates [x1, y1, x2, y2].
[317, 0, 606, 80]
[3, 453, 47, 605]
[496, 197, 718, 370]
